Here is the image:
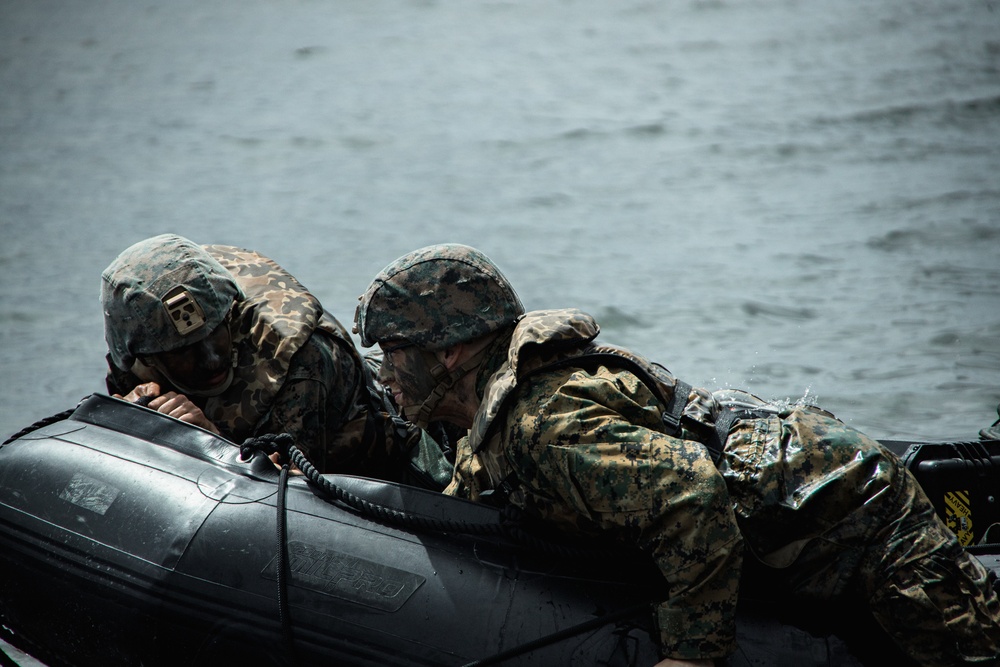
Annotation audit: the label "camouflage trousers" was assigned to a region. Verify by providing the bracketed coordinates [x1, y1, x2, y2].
[721, 408, 1000, 667]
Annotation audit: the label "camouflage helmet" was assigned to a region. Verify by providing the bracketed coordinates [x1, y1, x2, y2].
[101, 233, 242, 371]
[354, 244, 524, 350]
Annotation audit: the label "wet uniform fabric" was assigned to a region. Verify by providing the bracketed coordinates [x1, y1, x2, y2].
[445, 308, 1000, 665]
[106, 244, 449, 485]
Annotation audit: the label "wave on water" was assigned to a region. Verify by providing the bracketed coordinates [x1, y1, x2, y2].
[860, 190, 1000, 215]
[740, 301, 818, 322]
[813, 94, 1000, 130]
[553, 121, 671, 143]
[867, 219, 1000, 252]
[914, 264, 1000, 296]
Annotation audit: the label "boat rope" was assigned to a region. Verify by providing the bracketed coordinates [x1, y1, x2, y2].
[275, 460, 298, 664]
[2, 407, 78, 445]
[287, 442, 502, 535]
[238, 434, 629, 561]
[287, 442, 631, 560]
[1, 394, 153, 446]
[238, 432, 299, 663]
[239, 431, 293, 466]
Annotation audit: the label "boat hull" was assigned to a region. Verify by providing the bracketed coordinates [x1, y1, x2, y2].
[1, 394, 996, 666]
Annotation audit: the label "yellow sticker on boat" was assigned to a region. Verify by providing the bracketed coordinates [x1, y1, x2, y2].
[944, 490, 973, 546]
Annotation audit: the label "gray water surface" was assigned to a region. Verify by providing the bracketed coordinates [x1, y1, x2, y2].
[2, 0, 999, 442]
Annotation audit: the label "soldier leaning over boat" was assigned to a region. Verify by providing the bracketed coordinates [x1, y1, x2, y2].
[353, 242, 1000, 667]
[100, 233, 451, 489]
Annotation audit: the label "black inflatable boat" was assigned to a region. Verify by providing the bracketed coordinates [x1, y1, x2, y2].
[1, 394, 997, 667]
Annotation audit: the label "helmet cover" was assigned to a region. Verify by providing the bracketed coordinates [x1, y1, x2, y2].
[101, 233, 242, 370]
[355, 243, 524, 350]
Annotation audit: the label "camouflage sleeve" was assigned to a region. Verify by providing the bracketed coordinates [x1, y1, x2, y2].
[259, 333, 368, 472]
[504, 365, 743, 661]
[443, 435, 476, 499]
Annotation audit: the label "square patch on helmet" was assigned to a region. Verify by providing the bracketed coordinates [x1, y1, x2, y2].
[162, 286, 207, 336]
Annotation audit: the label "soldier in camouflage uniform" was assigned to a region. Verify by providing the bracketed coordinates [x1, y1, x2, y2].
[101, 234, 451, 488]
[353, 243, 1000, 667]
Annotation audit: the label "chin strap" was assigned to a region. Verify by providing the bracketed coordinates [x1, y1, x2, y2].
[408, 348, 489, 429]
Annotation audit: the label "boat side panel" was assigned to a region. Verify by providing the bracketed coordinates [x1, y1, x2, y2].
[170, 484, 663, 666]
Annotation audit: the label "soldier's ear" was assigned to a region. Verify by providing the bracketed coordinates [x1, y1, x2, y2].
[436, 344, 466, 373]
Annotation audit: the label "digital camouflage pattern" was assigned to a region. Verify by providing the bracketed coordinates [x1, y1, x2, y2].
[446, 309, 743, 659]
[354, 243, 524, 350]
[204, 243, 353, 438]
[445, 308, 1000, 664]
[101, 234, 242, 371]
[451, 308, 721, 502]
[723, 409, 1000, 666]
[104, 239, 449, 484]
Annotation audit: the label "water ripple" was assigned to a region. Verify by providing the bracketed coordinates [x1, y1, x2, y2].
[814, 94, 1000, 129]
[741, 301, 818, 322]
[867, 220, 1000, 251]
[916, 265, 1000, 296]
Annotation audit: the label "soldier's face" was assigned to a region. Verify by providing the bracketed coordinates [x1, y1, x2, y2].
[152, 321, 233, 393]
[378, 341, 438, 415]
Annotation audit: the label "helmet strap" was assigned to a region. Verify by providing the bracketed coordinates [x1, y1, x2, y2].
[409, 347, 489, 429]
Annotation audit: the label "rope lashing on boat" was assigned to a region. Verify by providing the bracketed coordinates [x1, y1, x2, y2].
[239, 432, 297, 664]
[288, 442, 606, 560]
[2, 407, 78, 445]
[287, 442, 502, 536]
[3, 394, 158, 446]
[238, 431, 293, 466]
[237, 432, 626, 563]
[275, 462, 297, 663]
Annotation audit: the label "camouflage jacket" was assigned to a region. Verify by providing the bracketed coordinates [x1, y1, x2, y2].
[444, 308, 744, 659]
[445, 308, 999, 664]
[107, 245, 444, 483]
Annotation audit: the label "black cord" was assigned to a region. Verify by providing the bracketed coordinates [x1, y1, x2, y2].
[240, 434, 299, 663]
[240, 432, 294, 465]
[275, 463, 296, 663]
[288, 444, 499, 535]
[284, 445, 639, 563]
[2, 407, 78, 445]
